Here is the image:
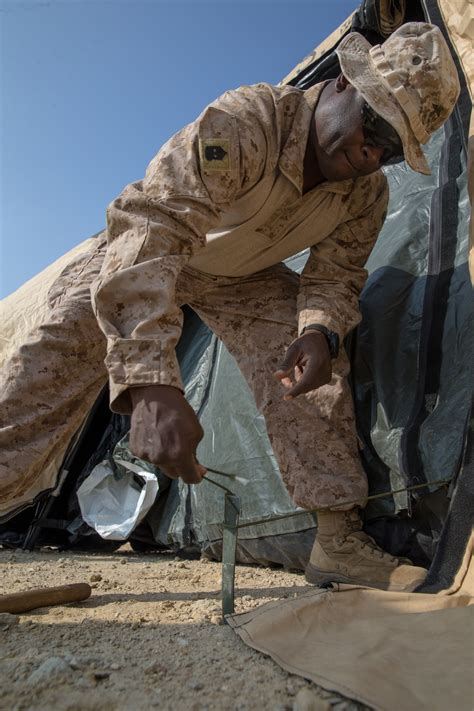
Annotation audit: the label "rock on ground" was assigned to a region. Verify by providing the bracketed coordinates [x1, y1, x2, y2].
[293, 688, 331, 711]
[0, 613, 20, 628]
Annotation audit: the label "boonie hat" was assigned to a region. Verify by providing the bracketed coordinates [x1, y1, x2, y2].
[336, 22, 460, 174]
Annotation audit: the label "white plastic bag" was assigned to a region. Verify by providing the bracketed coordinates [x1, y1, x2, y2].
[77, 459, 159, 540]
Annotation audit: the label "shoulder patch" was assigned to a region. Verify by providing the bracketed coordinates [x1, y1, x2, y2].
[199, 138, 231, 171]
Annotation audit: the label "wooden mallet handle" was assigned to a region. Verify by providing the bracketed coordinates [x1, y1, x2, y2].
[0, 583, 92, 614]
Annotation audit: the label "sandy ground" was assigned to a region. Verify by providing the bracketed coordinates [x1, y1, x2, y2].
[0, 545, 368, 711]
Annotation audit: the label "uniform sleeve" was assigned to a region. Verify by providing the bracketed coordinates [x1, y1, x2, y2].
[297, 172, 389, 341]
[91, 90, 270, 414]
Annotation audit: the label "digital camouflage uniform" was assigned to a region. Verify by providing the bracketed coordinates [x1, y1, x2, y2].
[0, 82, 388, 518]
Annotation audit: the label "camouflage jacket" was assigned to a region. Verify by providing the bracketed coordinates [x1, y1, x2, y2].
[91, 82, 389, 413]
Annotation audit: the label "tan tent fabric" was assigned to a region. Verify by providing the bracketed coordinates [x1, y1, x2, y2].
[439, 0, 473, 102]
[228, 534, 474, 711]
[280, 14, 354, 86]
[437, 0, 474, 283]
[0, 236, 99, 368]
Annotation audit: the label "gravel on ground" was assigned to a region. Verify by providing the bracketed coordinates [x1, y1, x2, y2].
[0, 545, 369, 711]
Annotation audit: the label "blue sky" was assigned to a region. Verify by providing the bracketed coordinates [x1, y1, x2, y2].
[1, 0, 356, 298]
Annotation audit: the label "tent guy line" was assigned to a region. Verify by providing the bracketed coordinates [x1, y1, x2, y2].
[202, 472, 455, 618]
[203, 474, 454, 529]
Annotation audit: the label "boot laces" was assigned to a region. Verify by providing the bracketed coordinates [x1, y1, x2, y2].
[344, 511, 363, 533]
[348, 531, 398, 562]
[343, 511, 397, 562]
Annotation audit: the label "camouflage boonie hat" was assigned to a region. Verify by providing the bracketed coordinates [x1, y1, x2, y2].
[336, 22, 461, 175]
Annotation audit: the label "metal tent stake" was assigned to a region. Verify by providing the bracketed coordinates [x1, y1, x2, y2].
[204, 467, 452, 622]
[221, 492, 241, 621]
[203, 473, 242, 621]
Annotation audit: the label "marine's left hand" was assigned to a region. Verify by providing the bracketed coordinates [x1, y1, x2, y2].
[273, 331, 332, 400]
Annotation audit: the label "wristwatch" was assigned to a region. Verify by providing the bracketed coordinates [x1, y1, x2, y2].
[301, 324, 339, 360]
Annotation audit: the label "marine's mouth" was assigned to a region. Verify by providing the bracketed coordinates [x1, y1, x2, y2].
[344, 151, 358, 172]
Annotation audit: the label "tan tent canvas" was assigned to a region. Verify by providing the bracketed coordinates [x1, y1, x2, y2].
[228, 533, 474, 711]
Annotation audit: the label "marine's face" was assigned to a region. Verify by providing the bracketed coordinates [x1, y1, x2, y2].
[311, 77, 403, 182]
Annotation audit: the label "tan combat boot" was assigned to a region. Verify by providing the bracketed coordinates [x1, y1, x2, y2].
[305, 508, 427, 592]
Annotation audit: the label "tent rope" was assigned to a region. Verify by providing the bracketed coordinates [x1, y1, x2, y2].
[202, 469, 453, 620]
[204, 468, 452, 529]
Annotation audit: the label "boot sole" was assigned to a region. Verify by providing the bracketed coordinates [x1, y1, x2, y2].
[305, 562, 424, 592]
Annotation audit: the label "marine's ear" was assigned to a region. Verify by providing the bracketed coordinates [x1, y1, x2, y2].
[334, 73, 350, 93]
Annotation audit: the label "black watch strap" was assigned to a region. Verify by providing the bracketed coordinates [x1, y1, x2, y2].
[301, 324, 339, 360]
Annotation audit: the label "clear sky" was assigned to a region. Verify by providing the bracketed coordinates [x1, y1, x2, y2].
[1, 0, 356, 298]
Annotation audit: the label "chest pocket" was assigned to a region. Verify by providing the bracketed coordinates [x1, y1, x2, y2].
[246, 171, 303, 242]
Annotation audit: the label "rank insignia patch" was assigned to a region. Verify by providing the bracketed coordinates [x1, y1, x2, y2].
[199, 138, 231, 171]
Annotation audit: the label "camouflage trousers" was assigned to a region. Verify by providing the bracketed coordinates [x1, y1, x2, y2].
[0, 236, 367, 518]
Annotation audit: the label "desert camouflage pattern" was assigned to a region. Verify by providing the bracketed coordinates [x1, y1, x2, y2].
[1, 82, 389, 516]
[0, 236, 108, 517]
[176, 264, 370, 510]
[0, 236, 370, 514]
[337, 22, 461, 174]
[92, 82, 388, 414]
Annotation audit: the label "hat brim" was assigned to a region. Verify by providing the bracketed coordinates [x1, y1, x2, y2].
[336, 32, 431, 175]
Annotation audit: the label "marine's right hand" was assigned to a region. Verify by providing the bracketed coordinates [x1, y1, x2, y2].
[129, 384, 206, 484]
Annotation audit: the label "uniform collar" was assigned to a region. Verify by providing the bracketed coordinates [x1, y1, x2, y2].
[278, 81, 354, 197]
